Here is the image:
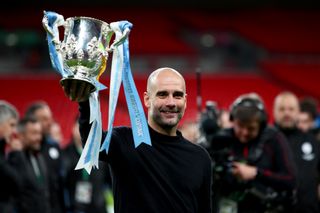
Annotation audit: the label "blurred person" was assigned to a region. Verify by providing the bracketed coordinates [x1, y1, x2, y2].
[179, 120, 200, 144]
[24, 101, 65, 213]
[7, 117, 51, 213]
[63, 117, 112, 213]
[208, 93, 296, 213]
[297, 97, 320, 141]
[0, 100, 22, 213]
[273, 91, 320, 213]
[62, 67, 212, 213]
[50, 121, 64, 146]
[218, 109, 233, 129]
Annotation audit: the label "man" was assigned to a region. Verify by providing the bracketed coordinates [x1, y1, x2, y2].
[208, 93, 296, 213]
[63, 118, 112, 213]
[8, 117, 51, 213]
[63, 67, 212, 213]
[297, 97, 320, 141]
[0, 100, 22, 213]
[24, 101, 65, 213]
[273, 91, 320, 213]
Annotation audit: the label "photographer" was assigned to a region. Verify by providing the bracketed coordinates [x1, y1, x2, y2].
[208, 93, 297, 213]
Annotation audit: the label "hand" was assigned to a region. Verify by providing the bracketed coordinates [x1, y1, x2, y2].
[232, 162, 258, 181]
[7, 133, 23, 151]
[61, 79, 93, 102]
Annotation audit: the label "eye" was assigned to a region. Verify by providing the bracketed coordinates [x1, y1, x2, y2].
[173, 91, 184, 99]
[156, 91, 168, 98]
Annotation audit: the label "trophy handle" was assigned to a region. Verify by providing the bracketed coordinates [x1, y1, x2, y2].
[109, 25, 131, 51]
[42, 11, 65, 47]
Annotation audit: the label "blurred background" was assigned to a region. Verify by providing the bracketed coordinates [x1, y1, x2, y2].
[1, 0, 319, 146]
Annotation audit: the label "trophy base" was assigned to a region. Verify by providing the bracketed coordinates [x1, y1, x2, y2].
[60, 77, 96, 94]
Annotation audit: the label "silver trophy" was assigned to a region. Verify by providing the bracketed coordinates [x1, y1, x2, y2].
[42, 11, 127, 92]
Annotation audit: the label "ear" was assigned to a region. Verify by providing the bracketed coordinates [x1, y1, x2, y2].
[144, 92, 150, 108]
[184, 93, 187, 108]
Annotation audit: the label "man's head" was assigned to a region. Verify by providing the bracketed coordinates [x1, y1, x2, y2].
[297, 97, 318, 133]
[17, 117, 42, 151]
[25, 101, 53, 136]
[273, 91, 299, 129]
[144, 67, 187, 136]
[230, 93, 267, 143]
[0, 100, 19, 142]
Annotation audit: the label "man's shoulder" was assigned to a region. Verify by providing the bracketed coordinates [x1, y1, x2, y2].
[182, 139, 212, 162]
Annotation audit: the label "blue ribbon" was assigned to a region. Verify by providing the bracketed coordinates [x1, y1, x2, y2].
[100, 21, 151, 152]
[43, 11, 69, 77]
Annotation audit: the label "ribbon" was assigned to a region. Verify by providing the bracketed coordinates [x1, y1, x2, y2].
[100, 21, 151, 152]
[75, 92, 102, 173]
[42, 11, 70, 77]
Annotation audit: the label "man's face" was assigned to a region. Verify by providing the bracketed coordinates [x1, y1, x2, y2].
[34, 106, 53, 135]
[144, 70, 187, 134]
[0, 117, 18, 142]
[273, 95, 299, 129]
[233, 118, 260, 143]
[20, 122, 42, 151]
[297, 112, 314, 133]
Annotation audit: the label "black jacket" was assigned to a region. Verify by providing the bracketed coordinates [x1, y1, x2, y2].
[40, 136, 65, 213]
[62, 142, 111, 213]
[0, 138, 22, 213]
[276, 125, 320, 213]
[209, 127, 297, 213]
[7, 150, 51, 213]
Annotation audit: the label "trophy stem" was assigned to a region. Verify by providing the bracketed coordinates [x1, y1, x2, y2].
[60, 78, 96, 93]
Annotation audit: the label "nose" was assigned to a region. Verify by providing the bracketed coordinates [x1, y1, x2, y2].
[166, 95, 176, 107]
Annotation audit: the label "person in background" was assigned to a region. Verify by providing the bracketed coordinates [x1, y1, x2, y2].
[297, 96, 320, 141]
[63, 117, 113, 213]
[24, 101, 65, 213]
[0, 100, 22, 213]
[273, 91, 320, 213]
[8, 117, 51, 213]
[208, 93, 296, 213]
[50, 121, 64, 146]
[179, 120, 200, 144]
[218, 109, 233, 129]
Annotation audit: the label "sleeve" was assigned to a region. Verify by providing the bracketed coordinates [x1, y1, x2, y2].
[78, 101, 93, 145]
[78, 101, 108, 161]
[255, 131, 297, 191]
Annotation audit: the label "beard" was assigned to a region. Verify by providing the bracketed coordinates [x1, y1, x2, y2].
[278, 117, 296, 129]
[152, 109, 183, 130]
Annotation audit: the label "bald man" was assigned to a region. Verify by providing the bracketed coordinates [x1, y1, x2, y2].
[273, 91, 320, 213]
[63, 67, 212, 213]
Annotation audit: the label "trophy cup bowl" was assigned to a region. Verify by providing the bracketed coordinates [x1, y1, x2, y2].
[43, 13, 114, 93]
[59, 17, 114, 92]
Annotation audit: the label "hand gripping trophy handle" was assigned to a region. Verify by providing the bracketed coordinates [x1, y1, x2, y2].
[42, 11, 129, 93]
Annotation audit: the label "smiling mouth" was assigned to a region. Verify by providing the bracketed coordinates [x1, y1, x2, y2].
[161, 110, 178, 114]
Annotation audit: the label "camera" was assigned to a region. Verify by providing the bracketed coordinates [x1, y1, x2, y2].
[197, 101, 220, 147]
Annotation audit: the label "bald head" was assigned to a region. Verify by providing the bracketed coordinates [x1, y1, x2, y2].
[273, 91, 299, 129]
[144, 67, 187, 136]
[147, 67, 186, 94]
